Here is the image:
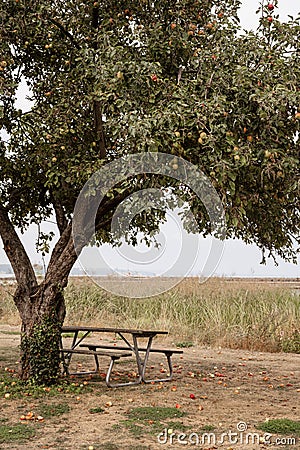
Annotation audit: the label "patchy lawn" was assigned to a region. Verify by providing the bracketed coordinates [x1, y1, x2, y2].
[0, 327, 299, 449]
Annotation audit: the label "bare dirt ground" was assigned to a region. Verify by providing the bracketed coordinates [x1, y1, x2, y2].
[0, 325, 299, 450]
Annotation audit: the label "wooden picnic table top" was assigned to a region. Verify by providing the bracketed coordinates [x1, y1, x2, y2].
[61, 326, 168, 337]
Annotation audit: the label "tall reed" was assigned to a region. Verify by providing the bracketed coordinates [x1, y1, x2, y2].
[0, 277, 299, 352]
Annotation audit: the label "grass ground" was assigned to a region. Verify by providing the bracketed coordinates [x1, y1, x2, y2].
[0, 337, 299, 449]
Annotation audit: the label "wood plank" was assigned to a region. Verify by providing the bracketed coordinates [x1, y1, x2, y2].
[61, 326, 168, 335]
[79, 344, 183, 354]
[61, 348, 132, 358]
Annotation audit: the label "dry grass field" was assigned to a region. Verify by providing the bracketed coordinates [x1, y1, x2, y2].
[2, 276, 299, 353]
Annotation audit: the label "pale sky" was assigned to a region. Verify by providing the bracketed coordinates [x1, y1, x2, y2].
[0, 1, 299, 278]
[239, 0, 299, 29]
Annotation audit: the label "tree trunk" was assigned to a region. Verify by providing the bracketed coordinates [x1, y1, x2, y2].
[15, 282, 66, 385]
[0, 206, 81, 385]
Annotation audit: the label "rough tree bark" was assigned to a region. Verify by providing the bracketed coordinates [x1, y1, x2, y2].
[0, 205, 78, 384]
[16, 283, 66, 384]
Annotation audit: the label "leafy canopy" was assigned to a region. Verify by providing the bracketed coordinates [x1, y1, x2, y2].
[0, 0, 299, 262]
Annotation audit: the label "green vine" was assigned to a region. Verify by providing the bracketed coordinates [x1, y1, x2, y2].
[21, 314, 61, 386]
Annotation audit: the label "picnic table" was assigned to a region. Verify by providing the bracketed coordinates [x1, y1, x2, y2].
[60, 326, 183, 388]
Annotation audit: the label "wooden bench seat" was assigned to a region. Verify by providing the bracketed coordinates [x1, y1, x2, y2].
[61, 348, 131, 358]
[60, 348, 133, 387]
[79, 344, 183, 383]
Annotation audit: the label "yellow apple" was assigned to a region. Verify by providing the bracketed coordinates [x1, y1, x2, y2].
[264, 150, 271, 158]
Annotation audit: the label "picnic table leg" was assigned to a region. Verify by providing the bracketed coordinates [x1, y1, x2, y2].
[132, 335, 153, 380]
[93, 352, 100, 372]
[59, 332, 79, 375]
[142, 351, 174, 383]
[60, 340, 69, 376]
[62, 330, 79, 372]
[70, 330, 79, 349]
[60, 331, 96, 375]
[105, 355, 142, 388]
[115, 332, 155, 386]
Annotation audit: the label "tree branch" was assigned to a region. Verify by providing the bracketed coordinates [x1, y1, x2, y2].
[0, 204, 37, 289]
[48, 18, 81, 50]
[52, 197, 68, 235]
[91, 6, 106, 159]
[92, 5, 99, 30]
[205, 72, 215, 100]
[94, 100, 106, 159]
[45, 224, 78, 288]
[46, 223, 72, 274]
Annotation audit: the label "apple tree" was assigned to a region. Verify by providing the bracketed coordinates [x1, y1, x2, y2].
[0, 0, 299, 384]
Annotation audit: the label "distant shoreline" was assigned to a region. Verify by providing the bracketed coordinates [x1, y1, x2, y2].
[0, 274, 299, 283]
